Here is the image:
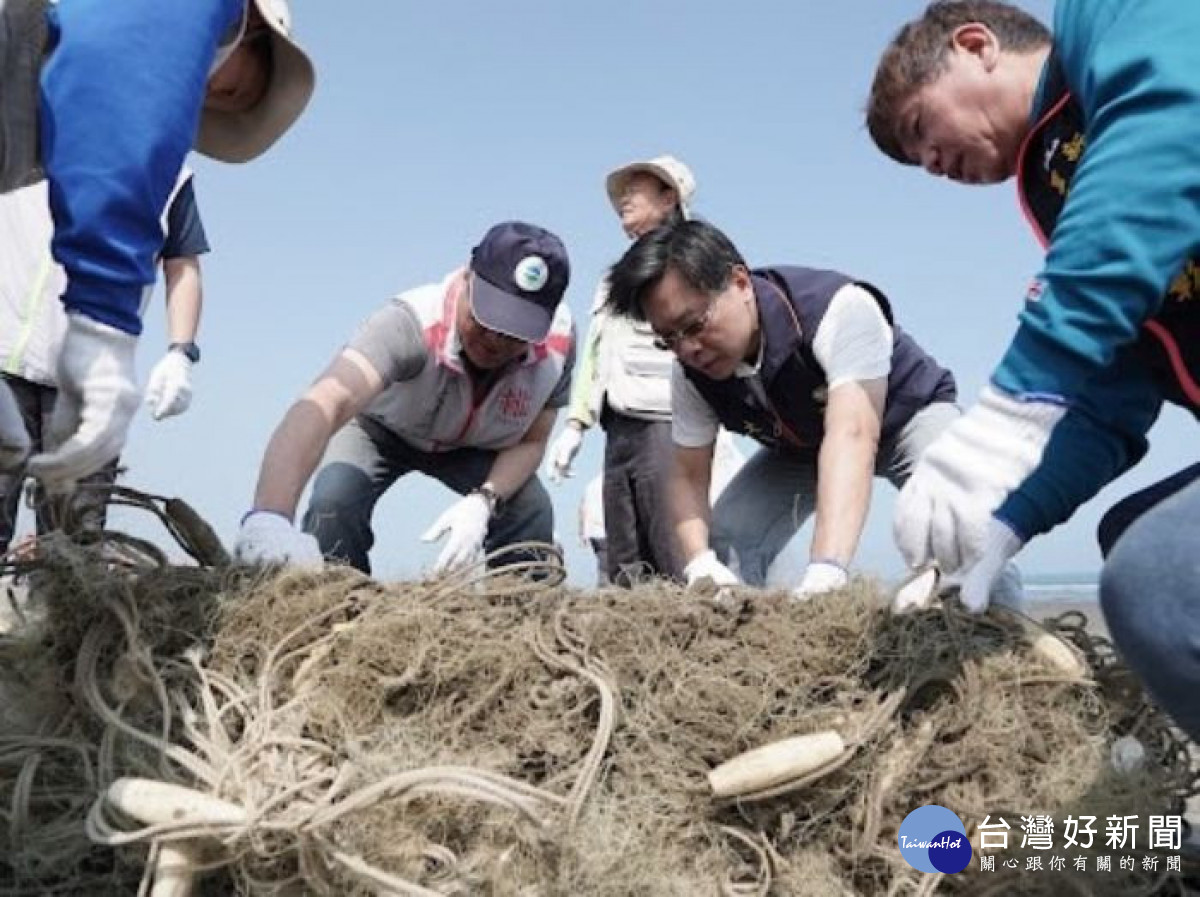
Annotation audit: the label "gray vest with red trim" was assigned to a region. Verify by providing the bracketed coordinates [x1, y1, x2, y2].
[682, 267, 956, 452]
[362, 275, 574, 453]
[1018, 57, 1200, 412]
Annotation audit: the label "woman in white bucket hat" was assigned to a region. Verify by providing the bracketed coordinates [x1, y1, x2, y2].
[546, 155, 695, 586]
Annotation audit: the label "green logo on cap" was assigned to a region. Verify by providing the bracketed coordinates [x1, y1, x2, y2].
[514, 256, 549, 292]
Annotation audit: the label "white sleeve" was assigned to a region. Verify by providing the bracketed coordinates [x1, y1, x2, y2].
[811, 283, 894, 389]
[590, 277, 611, 313]
[670, 361, 721, 447]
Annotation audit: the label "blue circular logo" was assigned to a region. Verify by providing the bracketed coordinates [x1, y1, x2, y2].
[513, 255, 549, 292]
[897, 805, 971, 874]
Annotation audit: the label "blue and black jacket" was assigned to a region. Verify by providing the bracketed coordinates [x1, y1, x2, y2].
[990, 0, 1200, 540]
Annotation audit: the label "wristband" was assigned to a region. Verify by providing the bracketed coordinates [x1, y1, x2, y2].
[472, 482, 503, 516]
[242, 508, 293, 526]
[809, 557, 848, 574]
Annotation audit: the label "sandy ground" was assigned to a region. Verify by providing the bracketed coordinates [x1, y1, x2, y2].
[1026, 596, 1109, 638]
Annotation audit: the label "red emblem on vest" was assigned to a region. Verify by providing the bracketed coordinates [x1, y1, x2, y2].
[497, 386, 532, 419]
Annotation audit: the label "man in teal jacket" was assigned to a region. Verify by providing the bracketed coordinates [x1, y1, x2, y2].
[866, 0, 1200, 737]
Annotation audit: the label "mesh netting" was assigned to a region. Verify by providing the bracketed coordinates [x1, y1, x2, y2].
[0, 495, 1193, 896]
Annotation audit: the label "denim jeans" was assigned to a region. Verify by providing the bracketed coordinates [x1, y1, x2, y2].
[710, 402, 961, 586]
[1097, 462, 1200, 557]
[1100, 467, 1200, 740]
[302, 415, 554, 575]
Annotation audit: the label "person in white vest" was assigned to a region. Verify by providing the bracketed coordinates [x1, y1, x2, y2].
[234, 222, 576, 575]
[0, 170, 209, 549]
[0, 0, 313, 491]
[546, 155, 694, 586]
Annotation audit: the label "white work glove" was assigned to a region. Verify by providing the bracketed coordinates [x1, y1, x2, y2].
[683, 549, 740, 588]
[891, 547, 1026, 616]
[891, 565, 942, 614]
[946, 519, 1024, 613]
[987, 555, 1025, 612]
[145, 350, 194, 420]
[0, 379, 31, 472]
[791, 560, 849, 601]
[233, 511, 323, 569]
[421, 492, 491, 573]
[28, 314, 140, 492]
[894, 385, 1062, 578]
[546, 424, 584, 484]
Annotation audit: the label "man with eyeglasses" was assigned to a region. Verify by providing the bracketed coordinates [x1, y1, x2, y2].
[608, 219, 1018, 602]
[233, 222, 576, 575]
[0, 0, 313, 492]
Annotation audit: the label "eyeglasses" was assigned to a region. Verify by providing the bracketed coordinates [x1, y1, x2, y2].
[652, 293, 719, 351]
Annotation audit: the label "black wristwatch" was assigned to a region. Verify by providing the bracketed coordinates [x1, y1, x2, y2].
[472, 481, 503, 517]
[169, 341, 201, 363]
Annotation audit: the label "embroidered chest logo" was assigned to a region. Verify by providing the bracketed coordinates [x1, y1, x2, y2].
[1044, 129, 1085, 198]
[1060, 132, 1085, 163]
[1168, 259, 1200, 305]
[497, 386, 532, 419]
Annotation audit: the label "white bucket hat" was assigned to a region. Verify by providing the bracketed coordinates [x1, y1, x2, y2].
[605, 154, 696, 219]
[197, 0, 315, 163]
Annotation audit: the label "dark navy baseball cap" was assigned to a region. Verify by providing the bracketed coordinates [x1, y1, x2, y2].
[469, 222, 570, 343]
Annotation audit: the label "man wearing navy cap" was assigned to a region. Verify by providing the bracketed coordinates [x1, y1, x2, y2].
[233, 221, 576, 574]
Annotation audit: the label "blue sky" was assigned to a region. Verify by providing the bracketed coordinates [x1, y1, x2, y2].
[107, 0, 1194, 584]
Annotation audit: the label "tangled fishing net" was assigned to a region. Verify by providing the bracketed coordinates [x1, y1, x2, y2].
[0, 487, 1195, 896]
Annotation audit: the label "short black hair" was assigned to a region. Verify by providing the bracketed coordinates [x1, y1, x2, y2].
[606, 219, 746, 321]
[867, 0, 1050, 163]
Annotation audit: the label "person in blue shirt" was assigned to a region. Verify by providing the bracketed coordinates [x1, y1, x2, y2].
[866, 0, 1200, 738]
[0, 0, 314, 490]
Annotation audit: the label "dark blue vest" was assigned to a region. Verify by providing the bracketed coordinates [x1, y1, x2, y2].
[1018, 57, 1200, 412]
[683, 267, 957, 452]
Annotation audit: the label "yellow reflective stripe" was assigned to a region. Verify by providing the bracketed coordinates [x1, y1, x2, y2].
[567, 310, 604, 425]
[4, 252, 54, 375]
